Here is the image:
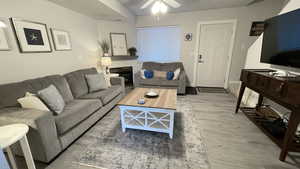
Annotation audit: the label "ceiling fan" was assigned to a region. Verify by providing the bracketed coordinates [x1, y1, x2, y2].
[141, 0, 181, 14]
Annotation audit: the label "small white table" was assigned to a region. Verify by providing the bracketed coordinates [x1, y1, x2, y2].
[0, 124, 36, 169]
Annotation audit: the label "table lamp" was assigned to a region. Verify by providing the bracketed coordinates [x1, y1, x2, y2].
[101, 57, 112, 74]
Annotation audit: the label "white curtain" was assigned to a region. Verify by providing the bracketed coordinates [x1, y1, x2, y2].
[137, 26, 181, 62]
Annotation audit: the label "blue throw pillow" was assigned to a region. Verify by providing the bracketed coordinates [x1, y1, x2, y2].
[144, 70, 154, 79]
[167, 71, 175, 80]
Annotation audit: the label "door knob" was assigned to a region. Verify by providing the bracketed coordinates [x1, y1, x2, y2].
[198, 55, 204, 63]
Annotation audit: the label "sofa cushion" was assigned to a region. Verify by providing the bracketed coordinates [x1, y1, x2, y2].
[0, 82, 31, 109]
[85, 73, 108, 92]
[142, 62, 184, 72]
[138, 78, 180, 87]
[24, 75, 74, 103]
[79, 85, 122, 105]
[64, 68, 98, 98]
[38, 85, 65, 115]
[55, 99, 102, 135]
[0, 75, 73, 109]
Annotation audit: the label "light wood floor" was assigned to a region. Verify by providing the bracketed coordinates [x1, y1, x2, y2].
[13, 92, 300, 169]
[185, 93, 300, 169]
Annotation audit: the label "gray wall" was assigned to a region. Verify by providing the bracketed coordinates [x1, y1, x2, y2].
[0, 0, 99, 84]
[136, 0, 283, 86]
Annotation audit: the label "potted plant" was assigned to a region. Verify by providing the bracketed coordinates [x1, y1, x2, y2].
[98, 40, 110, 57]
[128, 47, 137, 57]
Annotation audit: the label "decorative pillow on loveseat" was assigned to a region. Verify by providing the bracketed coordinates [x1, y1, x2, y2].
[38, 85, 65, 115]
[143, 70, 154, 79]
[167, 71, 175, 80]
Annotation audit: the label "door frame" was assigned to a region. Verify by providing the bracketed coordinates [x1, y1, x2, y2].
[193, 19, 237, 88]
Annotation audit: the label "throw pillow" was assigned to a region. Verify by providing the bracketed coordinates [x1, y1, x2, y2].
[17, 92, 50, 111]
[85, 73, 108, 92]
[140, 69, 146, 79]
[173, 68, 181, 80]
[144, 70, 154, 79]
[154, 70, 167, 78]
[38, 85, 65, 115]
[167, 72, 175, 80]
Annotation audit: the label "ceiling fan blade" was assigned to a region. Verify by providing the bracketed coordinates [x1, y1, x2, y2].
[247, 0, 264, 6]
[163, 0, 181, 8]
[141, 0, 155, 9]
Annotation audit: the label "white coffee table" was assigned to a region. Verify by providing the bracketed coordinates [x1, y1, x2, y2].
[117, 88, 177, 138]
[0, 124, 36, 169]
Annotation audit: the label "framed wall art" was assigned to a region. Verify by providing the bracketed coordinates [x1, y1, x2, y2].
[11, 18, 52, 53]
[51, 28, 71, 51]
[110, 33, 128, 56]
[249, 21, 265, 36]
[0, 21, 10, 51]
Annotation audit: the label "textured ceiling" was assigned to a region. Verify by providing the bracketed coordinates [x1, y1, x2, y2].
[118, 0, 258, 15]
[48, 0, 125, 20]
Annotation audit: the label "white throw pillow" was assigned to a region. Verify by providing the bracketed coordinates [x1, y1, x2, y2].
[17, 92, 50, 111]
[173, 68, 181, 80]
[140, 69, 146, 79]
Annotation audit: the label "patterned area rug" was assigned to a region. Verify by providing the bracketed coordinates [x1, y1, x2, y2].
[71, 96, 210, 169]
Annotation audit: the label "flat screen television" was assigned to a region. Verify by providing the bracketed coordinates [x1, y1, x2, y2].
[261, 9, 300, 68]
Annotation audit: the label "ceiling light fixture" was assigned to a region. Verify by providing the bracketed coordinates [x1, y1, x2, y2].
[151, 0, 168, 20]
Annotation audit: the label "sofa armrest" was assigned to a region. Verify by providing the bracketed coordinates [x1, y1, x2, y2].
[178, 71, 187, 94]
[110, 77, 125, 93]
[0, 108, 61, 162]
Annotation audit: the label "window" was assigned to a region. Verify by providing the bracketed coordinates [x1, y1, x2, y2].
[137, 26, 181, 62]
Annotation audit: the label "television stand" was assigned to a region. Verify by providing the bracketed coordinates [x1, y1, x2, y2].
[236, 69, 300, 161]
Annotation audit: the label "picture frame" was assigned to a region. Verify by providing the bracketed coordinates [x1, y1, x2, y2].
[0, 20, 10, 51]
[51, 28, 72, 51]
[10, 18, 52, 53]
[249, 21, 265, 36]
[110, 33, 128, 56]
[184, 33, 192, 41]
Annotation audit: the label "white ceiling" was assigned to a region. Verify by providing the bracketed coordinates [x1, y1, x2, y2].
[118, 0, 259, 15]
[48, 0, 125, 20]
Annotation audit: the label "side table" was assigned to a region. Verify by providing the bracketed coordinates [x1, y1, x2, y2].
[0, 124, 36, 169]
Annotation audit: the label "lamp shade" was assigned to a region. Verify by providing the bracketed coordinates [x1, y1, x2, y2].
[101, 57, 112, 66]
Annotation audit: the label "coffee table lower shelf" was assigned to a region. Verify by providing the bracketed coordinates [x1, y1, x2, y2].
[118, 105, 175, 139]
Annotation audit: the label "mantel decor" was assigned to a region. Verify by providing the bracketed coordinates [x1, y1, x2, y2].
[110, 33, 128, 56]
[11, 18, 52, 53]
[51, 28, 72, 51]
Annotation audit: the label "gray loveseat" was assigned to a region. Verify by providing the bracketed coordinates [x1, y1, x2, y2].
[0, 68, 125, 162]
[134, 62, 187, 94]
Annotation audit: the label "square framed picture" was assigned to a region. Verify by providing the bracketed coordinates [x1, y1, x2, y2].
[11, 18, 52, 53]
[110, 33, 128, 56]
[51, 28, 72, 51]
[0, 21, 10, 51]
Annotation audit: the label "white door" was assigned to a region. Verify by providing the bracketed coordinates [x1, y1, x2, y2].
[196, 22, 235, 87]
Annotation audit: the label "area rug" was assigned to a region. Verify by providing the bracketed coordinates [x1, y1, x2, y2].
[71, 96, 210, 169]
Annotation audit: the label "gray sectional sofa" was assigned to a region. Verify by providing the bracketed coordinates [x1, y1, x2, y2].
[134, 62, 187, 94]
[0, 68, 125, 162]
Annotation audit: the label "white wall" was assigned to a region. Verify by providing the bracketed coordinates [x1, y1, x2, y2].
[97, 20, 139, 73]
[0, 0, 99, 84]
[136, 0, 283, 86]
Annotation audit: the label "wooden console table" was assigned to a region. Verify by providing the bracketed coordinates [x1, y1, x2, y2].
[235, 69, 300, 161]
